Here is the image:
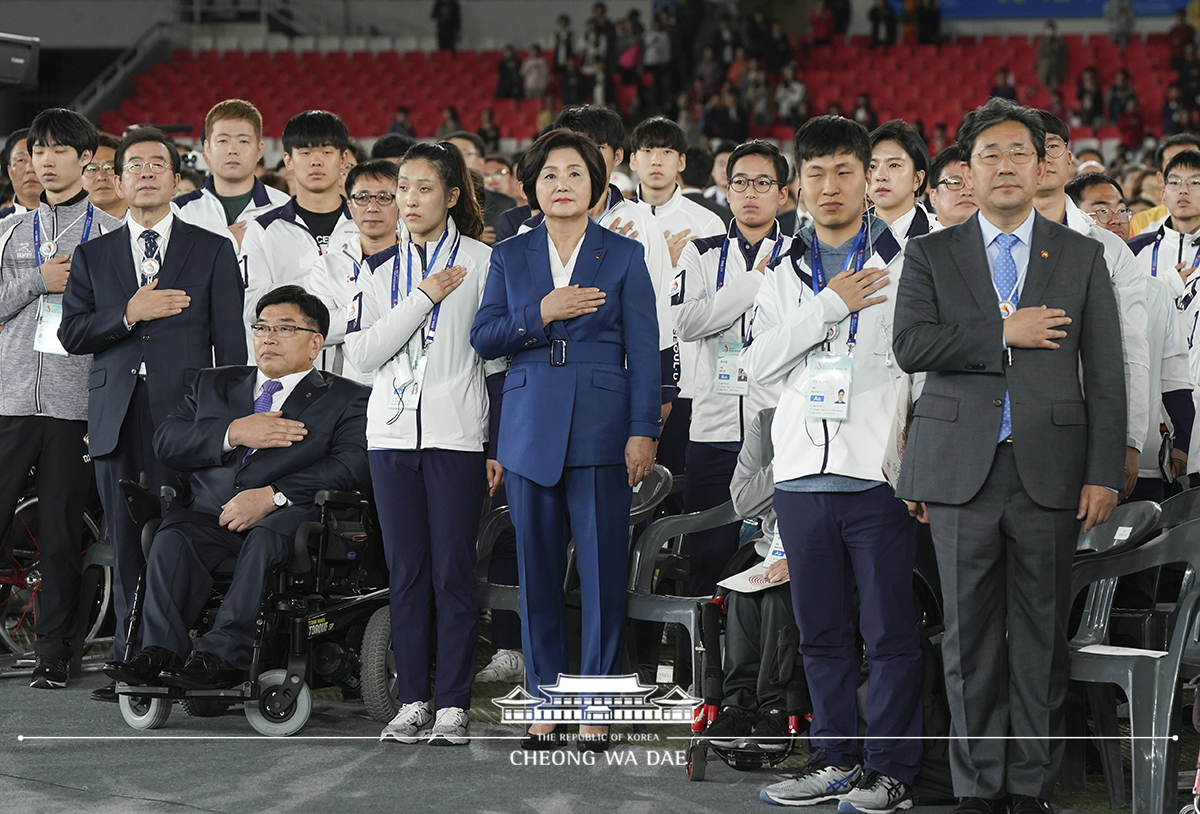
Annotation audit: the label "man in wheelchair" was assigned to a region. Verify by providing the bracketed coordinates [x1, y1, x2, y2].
[104, 285, 369, 690]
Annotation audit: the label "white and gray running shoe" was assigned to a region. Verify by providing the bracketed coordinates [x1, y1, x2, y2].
[380, 700, 433, 744]
[427, 706, 471, 746]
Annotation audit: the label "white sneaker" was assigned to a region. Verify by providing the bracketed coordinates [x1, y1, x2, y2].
[428, 706, 471, 746]
[475, 649, 525, 682]
[837, 770, 913, 814]
[380, 700, 433, 744]
[761, 754, 862, 806]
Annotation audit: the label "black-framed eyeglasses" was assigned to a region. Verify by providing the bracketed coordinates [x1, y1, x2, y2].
[729, 176, 781, 193]
[934, 176, 966, 190]
[250, 323, 321, 338]
[349, 191, 396, 207]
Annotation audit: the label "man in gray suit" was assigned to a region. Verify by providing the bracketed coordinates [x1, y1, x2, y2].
[892, 99, 1127, 814]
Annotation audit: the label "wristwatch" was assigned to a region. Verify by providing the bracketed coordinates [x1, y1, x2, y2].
[269, 484, 287, 507]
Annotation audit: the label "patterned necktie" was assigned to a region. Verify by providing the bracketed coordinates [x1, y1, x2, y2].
[993, 233, 1020, 443]
[243, 380, 283, 462]
[140, 230, 160, 286]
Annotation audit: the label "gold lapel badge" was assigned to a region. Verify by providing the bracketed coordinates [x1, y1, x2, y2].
[1040, 251, 1048, 258]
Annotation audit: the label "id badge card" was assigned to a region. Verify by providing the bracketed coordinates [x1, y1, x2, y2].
[388, 355, 426, 412]
[714, 331, 749, 396]
[763, 529, 786, 568]
[804, 350, 853, 420]
[33, 297, 68, 356]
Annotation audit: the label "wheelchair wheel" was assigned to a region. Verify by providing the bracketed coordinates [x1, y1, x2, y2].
[0, 496, 111, 656]
[686, 744, 706, 781]
[360, 606, 399, 723]
[245, 669, 311, 736]
[181, 697, 231, 718]
[119, 693, 171, 730]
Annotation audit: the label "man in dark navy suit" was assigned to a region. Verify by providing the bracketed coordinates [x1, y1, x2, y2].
[104, 285, 369, 689]
[59, 127, 245, 694]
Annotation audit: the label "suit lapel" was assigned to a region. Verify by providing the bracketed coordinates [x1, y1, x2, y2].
[568, 220, 606, 289]
[113, 225, 139, 301]
[524, 222, 556, 295]
[1017, 213, 1061, 307]
[230, 366, 258, 421]
[156, 220, 195, 291]
[951, 215, 1004, 319]
[279, 368, 329, 421]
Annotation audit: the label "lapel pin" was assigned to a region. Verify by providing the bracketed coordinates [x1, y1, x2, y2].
[306, 392, 312, 398]
[1040, 251, 1048, 258]
[595, 253, 601, 259]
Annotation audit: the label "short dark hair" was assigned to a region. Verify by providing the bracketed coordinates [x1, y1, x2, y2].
[518, 128, 608, 212]
[793, 115, 872, 172]
[400, 142, 486, 240]
[727, 140, 788, 186]
[1163, 149, 1200, 179]
[484, 152, 513, 170]
[552, 105, 626, 153]
[281, 110, 350, 154]
[444, 130, 485, 157]
[680, 146, 715, 188]
[956, 98, 1046, 164]
[371, 133, 416, 160]
[629, 116, 687, 154]
[28, 108, 98, 159]
[96, 133, 120, 151]
[1064, 171, 1123, 205]
[930, 144, 966, 183]
[178, 167, 206, 189]
[348, 141, 369, 164]
[114, 127, 182, 177]
[870, 119, 931, 196]
[2, 129, 29, 177]
[345, 158, 400, 196]
[1155, 133, 1200, 171]
[255, 284, 330, 336]
[1033, 109, 1070, 145]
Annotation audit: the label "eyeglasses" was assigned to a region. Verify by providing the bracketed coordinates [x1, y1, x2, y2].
[349, 191, 396, 207]
[729, 176, 781, 193]
[1086, 207, 1132, 224]
[1166, 177, 1200, 191]
[484, 169, 510, 181]
[84, 162, 116, 176]
[123, 160, 172, 175]
[249, 323, 321, 338]
[972, 148, 1037, 165]
[934, 176, 966, 190]
[1044, 142, 1068, 159]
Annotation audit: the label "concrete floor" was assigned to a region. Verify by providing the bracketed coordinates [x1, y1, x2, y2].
[0, 668, 971, 814]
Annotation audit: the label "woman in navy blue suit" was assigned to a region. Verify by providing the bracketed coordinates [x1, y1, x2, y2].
[470, 129, 660, 751]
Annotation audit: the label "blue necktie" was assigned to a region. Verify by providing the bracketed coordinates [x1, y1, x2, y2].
[993, 233, 1020, 443]
[140, 230, 160, 286]
[243, 380, 283, 462]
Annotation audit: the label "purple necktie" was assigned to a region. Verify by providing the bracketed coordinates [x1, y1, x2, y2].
[243, 379, 283, 462]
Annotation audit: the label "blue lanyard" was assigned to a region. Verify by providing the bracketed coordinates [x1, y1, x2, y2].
[1150, 233, 1200, 278]
[715, 228, 785, 291]
[389, 229, 460, 350]
[810, 224, 868, 347]
[32, 202, 94, 259]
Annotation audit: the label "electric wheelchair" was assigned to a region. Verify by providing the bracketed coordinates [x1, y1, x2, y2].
[112, 478, 389, 736]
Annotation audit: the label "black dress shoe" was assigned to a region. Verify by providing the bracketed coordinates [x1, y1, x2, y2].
[577, 732, 610, 753]
[520, 724, 566, 750]
[953, 799, 1007, 814]
[1008, 795, 1053, 814]
[158, 650, 244, 690]
[103, 646, 182, 685]
[91, 681, 118, 703]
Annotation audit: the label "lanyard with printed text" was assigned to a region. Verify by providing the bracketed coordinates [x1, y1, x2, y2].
[1150, 233, 1200, 278]
[390, 229, 460, 350]
[715, 228, 785, 291]
[810, 224, 867, 348]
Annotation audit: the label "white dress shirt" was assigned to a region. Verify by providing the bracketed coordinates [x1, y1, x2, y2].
[221, 367, 314, 454]
[126, 210, 175, 276]
[548, 229, 584, 289]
